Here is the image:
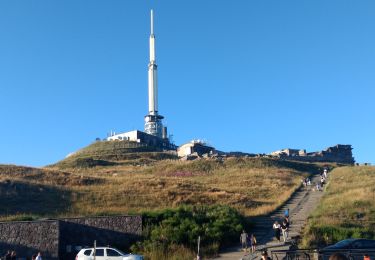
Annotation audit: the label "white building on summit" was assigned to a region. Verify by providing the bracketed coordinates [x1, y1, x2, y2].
[107, 10, 174, 150]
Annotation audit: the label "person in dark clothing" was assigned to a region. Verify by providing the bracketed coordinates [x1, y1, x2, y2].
[4, 250, 11, 260]
[10, 251, 16, 260]
[281, 220, 288, 242]
[261, 250, 272, 260]
[284, 216, 290, 228]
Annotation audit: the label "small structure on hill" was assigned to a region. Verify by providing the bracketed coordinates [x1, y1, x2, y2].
[177, 140, 215, 158]
[270, 144, 355, 164]
[271, 148, 306, 157]
[107, 130, 176, 150]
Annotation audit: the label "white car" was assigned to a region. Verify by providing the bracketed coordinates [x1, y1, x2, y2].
[76, 247, 144, 260]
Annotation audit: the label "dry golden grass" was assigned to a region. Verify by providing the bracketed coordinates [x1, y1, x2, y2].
[301, 166, 375, 247]
[0, 157, 322, 220]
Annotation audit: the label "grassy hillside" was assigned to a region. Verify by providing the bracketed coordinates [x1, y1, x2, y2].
[0, 157, 323, 220]
[301, 166, 375, 248]
[51, 140, 177, 169]
[0, 165, 102, 220]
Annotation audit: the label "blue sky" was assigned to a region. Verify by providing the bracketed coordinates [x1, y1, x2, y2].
[0, 1, 374, 166]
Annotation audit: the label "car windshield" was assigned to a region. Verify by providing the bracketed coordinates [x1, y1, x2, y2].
[334, 239, 355, 247]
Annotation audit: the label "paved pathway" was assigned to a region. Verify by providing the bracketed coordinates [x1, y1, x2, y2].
[214, 173, 325, 260]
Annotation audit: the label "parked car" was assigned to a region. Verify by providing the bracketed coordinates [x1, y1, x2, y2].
[76, 247, 143, 260]
[322, 239, 375, 250]
[320, 239, 375, 260]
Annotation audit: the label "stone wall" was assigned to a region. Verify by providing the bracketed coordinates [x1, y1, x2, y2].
[59, 215, 142, 260]
[0, 220, 59, 259]
[0, 215, 142, 260]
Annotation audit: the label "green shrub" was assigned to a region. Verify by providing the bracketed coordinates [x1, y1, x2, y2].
[132, 205, 246, 258]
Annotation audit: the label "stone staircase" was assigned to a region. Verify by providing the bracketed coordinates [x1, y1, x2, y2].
[215, 173, 325, 260]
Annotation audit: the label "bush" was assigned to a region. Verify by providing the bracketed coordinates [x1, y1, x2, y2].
[132, 205, 246, 259]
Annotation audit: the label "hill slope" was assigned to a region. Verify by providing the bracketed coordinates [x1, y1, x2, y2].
[0, 157, 326, 221]
[51, 140, 177, 169]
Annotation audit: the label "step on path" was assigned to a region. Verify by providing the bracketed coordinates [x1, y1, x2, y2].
[214, 173, 325, 260]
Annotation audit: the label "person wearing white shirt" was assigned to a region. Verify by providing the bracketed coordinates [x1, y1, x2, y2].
[35, 252, 42, 260]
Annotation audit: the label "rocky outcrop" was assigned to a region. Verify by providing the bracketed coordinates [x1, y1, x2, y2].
[270, 144, 355, 164]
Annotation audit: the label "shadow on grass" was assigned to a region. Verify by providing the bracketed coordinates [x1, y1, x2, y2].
[0, 180, 71, 217]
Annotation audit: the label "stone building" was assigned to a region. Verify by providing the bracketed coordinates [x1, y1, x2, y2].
[177, 140, 215, 157]
[107, 130, 176, 150]
[271, 148, 306, 157]
[270, 144, 355, 164]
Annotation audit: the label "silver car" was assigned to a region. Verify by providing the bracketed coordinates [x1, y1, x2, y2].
[76, 247, 143, 260]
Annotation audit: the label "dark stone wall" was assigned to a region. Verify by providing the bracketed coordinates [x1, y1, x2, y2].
[0, 220, 59, 259]
[0, 215, 142, 260]
[59, 215, 142, 260]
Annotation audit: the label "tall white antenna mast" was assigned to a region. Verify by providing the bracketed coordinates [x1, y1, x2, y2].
[151, 9, 154, 35]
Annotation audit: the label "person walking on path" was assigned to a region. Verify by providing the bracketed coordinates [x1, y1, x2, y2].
[273, 221, 281, 242]
[250, 233, 257, 253]
[35, 252, 42, 260]
[261, 250, 272, 260]
[4, 250, 11, 260]
[284, 208, 289, 218]
[240, 230, 248, 251]
[281, 220, 289, 242]
[10, 251, 16, 260]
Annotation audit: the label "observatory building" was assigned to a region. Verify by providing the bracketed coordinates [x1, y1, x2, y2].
[107, 10, 175, 150]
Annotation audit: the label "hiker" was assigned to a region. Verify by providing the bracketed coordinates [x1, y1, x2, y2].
[240, 230, 248, 251]
[250, 233, 257, 253]
[284, 208, 289, 218]
[10, 251, 16, 260]
[281, 220, 288, 242]
[35, 252, 42, 260]
[284, 216, 290, 228]
[261, 250, 272, 260]
[272, 221, 281, 242]
[4, 250, 11, 260]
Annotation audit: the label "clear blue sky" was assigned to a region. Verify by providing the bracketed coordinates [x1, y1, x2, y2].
[0, 1, 374, 167]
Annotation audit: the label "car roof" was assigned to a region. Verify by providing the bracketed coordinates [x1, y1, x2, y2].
[81, 247, 117, 250]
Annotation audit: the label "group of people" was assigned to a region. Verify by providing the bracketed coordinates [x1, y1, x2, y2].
[2, 251, 17, 260]
[2, 250, 42, 260]
[240, 230, 257, 253]
[272, 208, 290, 243]
[302, 177, 311, 187]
